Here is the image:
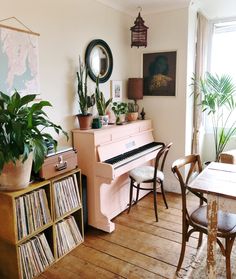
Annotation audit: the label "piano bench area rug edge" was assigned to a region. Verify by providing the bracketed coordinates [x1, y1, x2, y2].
[176, 240, 236, 279]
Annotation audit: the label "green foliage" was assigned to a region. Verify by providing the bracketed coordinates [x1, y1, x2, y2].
[112, 101, 128, 124]
[0, 90, 68, 173]
[95, 77, 112, 116]
[193, 72, 236, 161]
[112, 102, 128, 116]
[76, 57, 95, 115]
[128, 102, 139, 113]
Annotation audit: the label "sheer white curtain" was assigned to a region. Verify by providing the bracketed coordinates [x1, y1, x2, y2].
[192, 12, 211, 155]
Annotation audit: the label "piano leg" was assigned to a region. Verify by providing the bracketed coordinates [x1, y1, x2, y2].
[89, 171, 153, 233]
[88, 175, 130, 233]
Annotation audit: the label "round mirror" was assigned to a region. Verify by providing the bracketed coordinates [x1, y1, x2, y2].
[85, 39, 113, 83]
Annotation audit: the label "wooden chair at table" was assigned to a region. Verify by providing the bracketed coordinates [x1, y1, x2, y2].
[128, 142, 173, 222]
[171, 154, 236, 279]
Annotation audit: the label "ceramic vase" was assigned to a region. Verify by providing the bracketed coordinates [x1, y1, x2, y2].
[0, 153, 33, 191]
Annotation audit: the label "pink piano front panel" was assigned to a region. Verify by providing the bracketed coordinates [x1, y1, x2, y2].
[72, 120, 155, 233]
[97, 130, 154, 162]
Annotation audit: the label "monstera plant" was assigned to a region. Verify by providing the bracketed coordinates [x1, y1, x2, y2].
[0, 90, 68, 190]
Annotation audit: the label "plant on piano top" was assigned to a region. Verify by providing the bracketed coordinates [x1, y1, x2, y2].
[112, 101, 128, 124]
[128, 102, 139, 113]
[95, 77, 112, 116]
[127, 102, 139, 121]
[76, 57, 95, 116]
[0, 90, 68, 190]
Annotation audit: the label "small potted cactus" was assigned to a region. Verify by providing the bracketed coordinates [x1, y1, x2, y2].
[127, 102, 139, 121]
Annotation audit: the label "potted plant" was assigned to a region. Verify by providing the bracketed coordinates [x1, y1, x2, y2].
[111, 101, 128, 124]
[95, 77, 112, 126]
[193, 72, 236, 161]
[76, 57, 95, 129]
[0, 90, 68, 191]
[127, 102, 139, 121]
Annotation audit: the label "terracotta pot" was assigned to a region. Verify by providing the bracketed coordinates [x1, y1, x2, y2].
[77, 114, 93, 130]
[0, 153, 33, 191]
[127, 112, 138, 122]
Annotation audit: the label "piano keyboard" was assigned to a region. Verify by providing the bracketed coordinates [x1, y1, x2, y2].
[104, 142, 163, 169]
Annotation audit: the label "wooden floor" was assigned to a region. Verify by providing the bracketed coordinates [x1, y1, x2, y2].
[39, 192, 200, 279]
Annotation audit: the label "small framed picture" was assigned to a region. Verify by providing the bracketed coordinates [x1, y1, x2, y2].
[110, 80, 122, 102]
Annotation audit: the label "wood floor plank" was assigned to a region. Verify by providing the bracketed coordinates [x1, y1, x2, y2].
[72, 243, 165, 279]
[121, 206, 183, 233]
[128, 206, 182, 225]
[138, 192, 199, 211]
[114, 214, 198, 248]
[83, 232, 175, 278]
[40, 192, 201, 279]
[97, 223, 197, 267]
[42, 253, 122, 279]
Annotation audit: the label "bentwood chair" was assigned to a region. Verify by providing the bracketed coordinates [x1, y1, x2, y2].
[172, 154, 236, 279]
[128, 142, 173, 222]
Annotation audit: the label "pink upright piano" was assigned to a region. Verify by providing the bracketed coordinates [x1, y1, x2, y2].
[72, 119, 162, 232]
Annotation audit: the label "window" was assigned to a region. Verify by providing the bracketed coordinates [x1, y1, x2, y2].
[205, 19, 236, 131]
[210, 20, 236, 81]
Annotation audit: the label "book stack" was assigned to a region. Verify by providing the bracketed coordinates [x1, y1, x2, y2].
[16, 189, 52, 240]
[53, 174, 81, 218]
[19, 233, 54, 279]
[55, 216, 83, 257]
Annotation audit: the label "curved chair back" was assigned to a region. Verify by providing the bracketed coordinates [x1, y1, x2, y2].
[171, 154, 203, 224]
[154, 142, 173, 179]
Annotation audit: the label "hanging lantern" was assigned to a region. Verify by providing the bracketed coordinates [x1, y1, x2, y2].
[130, 8, 148, 48]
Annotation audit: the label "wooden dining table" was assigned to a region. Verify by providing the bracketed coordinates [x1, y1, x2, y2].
[188, 162, 236, 279]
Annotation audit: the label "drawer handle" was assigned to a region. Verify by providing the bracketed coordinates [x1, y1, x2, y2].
[55, 155, 68, 171]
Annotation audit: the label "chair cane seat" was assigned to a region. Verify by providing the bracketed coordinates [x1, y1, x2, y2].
[129, 166, 164, 184]
[191, 205, 236, 234]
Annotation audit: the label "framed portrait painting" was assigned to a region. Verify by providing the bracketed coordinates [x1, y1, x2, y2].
[143, 51, 177, 96]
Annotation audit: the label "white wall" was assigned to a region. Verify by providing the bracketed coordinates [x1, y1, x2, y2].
[0, 0, 132, 146]
[1, 1, 195, 192]
[197, 0, 236, 20]
[128, 8, 191, 192]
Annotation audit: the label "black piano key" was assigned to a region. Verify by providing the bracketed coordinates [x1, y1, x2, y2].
[104, 142, 161, 165]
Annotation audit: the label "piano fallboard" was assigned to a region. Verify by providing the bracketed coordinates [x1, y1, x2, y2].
[97, 128, 154, 162]
[95, 144, 163, 180]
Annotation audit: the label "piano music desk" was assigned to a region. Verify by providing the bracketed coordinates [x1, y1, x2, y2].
[72, 120, 162, 232]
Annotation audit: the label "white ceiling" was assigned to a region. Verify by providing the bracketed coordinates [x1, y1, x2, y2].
[96, 0, 191, 16]
[96, 0, 236, 18]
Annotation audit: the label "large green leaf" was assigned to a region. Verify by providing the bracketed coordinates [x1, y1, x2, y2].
[20, 94, 36, 107]
[0, 89, 68, 173]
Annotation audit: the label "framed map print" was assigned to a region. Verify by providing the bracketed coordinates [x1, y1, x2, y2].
[0, 25, 40, 96]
